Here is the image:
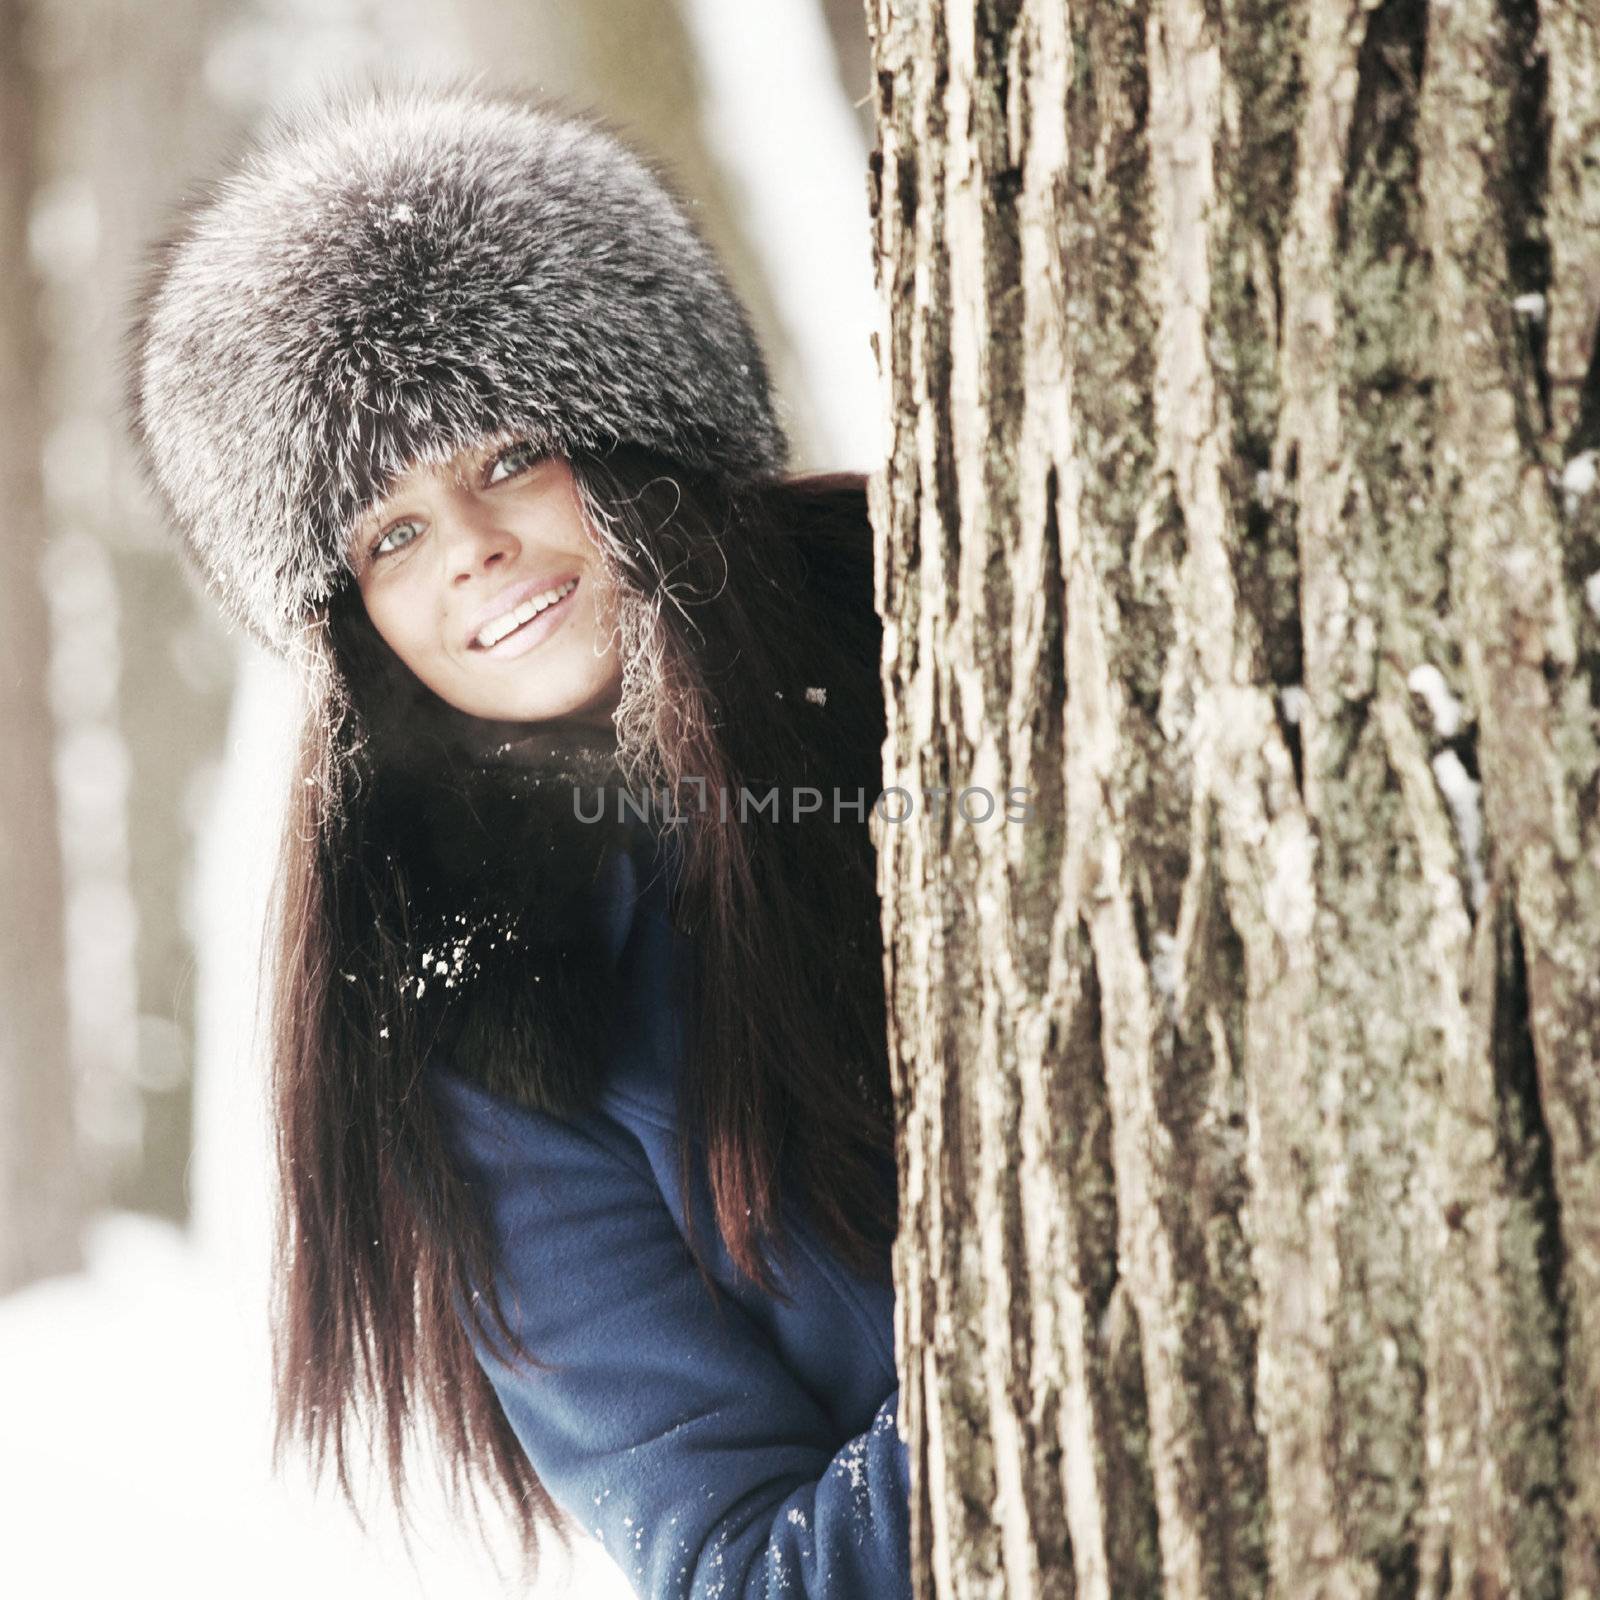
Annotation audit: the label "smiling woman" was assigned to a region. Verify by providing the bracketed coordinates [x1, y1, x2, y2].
[123, 73, 909, 1600]
[349, 441, 625, 728]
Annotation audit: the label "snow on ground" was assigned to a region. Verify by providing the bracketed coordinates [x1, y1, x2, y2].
[0, 1211, 635, 1600]
[0, 643, 632, 1599]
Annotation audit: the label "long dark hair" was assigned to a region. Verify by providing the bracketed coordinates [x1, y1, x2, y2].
[264, 445, 895, 1579]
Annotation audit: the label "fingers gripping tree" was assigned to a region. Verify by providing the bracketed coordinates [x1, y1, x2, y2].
[865, 1, 1600, 1597]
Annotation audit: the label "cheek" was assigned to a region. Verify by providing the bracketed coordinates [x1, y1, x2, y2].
[579, 567, 625, 651]
[361, 580, 447, 680]
[586, 558, 623, 626]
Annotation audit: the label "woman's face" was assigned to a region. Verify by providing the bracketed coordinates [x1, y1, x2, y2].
[347, 441, 624, 728]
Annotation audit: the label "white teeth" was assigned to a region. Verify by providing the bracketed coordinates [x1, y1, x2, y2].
[475, 577, 578, 648]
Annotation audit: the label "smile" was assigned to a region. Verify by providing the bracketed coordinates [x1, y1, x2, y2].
[472, 576, 580, 651]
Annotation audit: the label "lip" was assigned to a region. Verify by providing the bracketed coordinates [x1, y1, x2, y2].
[466, 575, 581, 660]
[464, 570, 582, 651]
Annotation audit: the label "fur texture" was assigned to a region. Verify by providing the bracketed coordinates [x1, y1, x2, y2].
[123, 74, 789, 653]
[377, 716, 658, 1118]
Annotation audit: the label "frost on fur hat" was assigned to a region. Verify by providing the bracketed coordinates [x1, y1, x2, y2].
[124, 77, 789, 653]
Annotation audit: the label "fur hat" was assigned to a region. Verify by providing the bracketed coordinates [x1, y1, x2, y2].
[123, 75, 789, 654]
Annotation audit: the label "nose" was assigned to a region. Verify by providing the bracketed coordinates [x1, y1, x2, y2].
[440, 493, 521, 584]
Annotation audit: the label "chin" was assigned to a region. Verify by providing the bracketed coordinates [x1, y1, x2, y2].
[450, 672, 620, 729]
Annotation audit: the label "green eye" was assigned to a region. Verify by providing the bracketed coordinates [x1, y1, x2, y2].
[487, 441, 542, 485]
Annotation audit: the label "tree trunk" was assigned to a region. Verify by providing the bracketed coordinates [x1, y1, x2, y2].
[865, 2, 1600, 1597]
[0, 0, 82, 1293]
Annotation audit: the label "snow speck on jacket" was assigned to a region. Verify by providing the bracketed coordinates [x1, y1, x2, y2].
[425, 827, 912, 1599]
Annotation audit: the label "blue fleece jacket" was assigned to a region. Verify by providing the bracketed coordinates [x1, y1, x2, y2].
[425, 828, 912, 1599]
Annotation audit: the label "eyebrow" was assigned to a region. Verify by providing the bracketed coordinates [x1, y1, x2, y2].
[351, 442, 503, 545]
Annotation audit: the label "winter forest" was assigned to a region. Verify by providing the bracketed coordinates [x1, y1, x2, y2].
[1, 1, 876, 1595]
[8, 0, 1600, 1598]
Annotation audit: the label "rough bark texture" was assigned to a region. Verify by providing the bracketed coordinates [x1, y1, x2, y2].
[865, 1, 1600, 1596]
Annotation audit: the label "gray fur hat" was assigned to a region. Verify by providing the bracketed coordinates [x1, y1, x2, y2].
[124, 76, 789, 654]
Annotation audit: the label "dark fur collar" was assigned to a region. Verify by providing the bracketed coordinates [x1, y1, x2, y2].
[381, 719, 665, 1116]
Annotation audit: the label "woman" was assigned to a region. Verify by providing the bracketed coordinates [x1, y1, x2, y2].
[123, 76, 908, 1600]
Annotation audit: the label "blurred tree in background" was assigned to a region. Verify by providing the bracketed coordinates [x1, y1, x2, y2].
[0, 0, 81, 1293]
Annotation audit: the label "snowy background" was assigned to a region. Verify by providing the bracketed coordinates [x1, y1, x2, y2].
[0, 1, 880, 1594]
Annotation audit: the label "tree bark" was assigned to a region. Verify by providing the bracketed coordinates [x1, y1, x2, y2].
[0, 0, 82, 1293]
[866, 1, 1600, 1597]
